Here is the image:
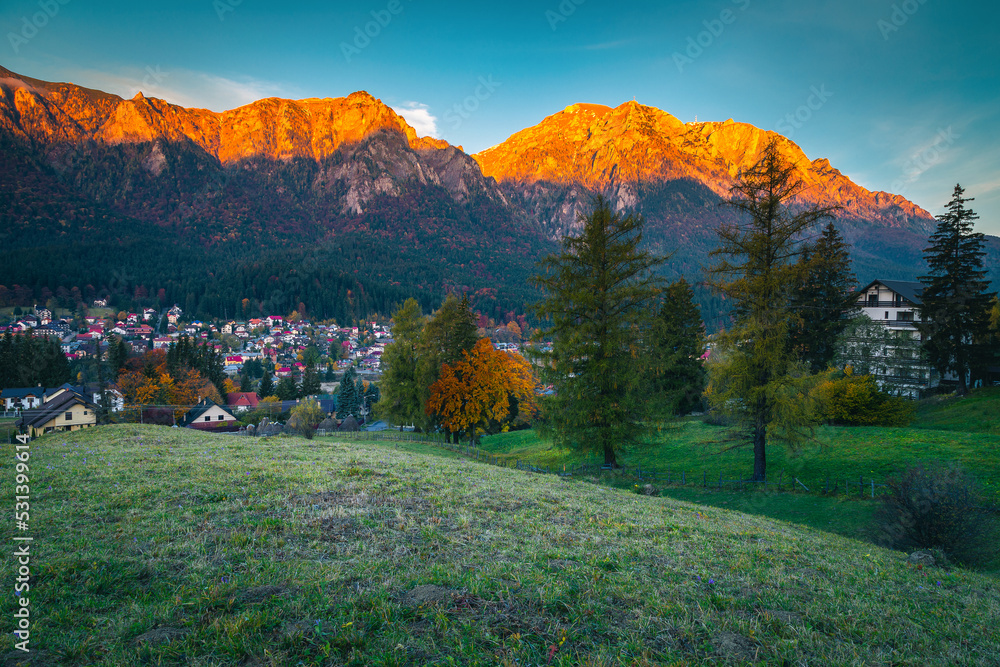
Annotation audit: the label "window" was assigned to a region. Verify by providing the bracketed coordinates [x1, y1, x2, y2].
[83, 410, 88, 416]
[885, 312, 889, 320]
[218, 415, 225, 421]
[205, 416, 211, 422]
[65, 412, 73, 420]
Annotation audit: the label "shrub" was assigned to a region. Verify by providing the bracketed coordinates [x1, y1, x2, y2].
[873, 461, 995, 565]
[288, 398, 324, 439]
[814, 369, 914, 426]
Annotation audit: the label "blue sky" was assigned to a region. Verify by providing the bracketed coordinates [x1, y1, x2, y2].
[3, 0, 998, 233]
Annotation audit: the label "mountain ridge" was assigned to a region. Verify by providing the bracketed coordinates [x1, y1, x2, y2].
[473, 99, 933, 236]
[3, 66, 996, 328]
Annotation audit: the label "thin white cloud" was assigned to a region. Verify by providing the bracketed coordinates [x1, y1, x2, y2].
[392, 102, 440, 138]
[46, 66, 290, 111]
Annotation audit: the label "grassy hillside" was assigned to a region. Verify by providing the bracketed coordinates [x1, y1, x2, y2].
[3, 425, 999, 666]
[913, 387, 1000, 435]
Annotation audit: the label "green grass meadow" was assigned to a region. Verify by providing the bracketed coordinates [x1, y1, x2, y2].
[2, 423, 999, 665]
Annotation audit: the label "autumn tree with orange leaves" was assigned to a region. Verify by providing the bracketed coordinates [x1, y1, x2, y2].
[426, 338, 538, 445]
[117, 350, 223, 422]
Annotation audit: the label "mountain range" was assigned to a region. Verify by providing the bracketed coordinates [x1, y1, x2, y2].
[2, 65, 995, 327]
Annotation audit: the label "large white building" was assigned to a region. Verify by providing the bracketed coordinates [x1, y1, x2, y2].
[852, 279, 937, 398]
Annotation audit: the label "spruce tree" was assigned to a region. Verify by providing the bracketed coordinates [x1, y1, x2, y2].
[338, 366, 359, 418]
[258, 372, 274, 398]
[109, 336, 129, 379]
[707, 139, 836, 481]
[299, 363, 321, 398]
[790, 222, 857, 372]
[532, 196, 666, 467]
[275, 375, 298, 401]
[918, 185, 995, 395]
[648, 278, 707, 416]
[0, 332, 15, 389]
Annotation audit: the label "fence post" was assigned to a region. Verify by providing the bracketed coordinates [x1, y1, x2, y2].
[860, 476, 863, 498]
[825, 474, 830, 494]
[703, 471, 707, 488]
[871, 479, 875, 498]
[719, 473, 723, 490]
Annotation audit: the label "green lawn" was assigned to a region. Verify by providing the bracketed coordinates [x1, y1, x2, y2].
[913, 387, 1000, 435]
[3, 424, 999, 665]
[481, 419, 1000, 500]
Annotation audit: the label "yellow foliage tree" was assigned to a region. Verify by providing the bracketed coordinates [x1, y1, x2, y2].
[813, 368, 913, 427]
[426, 338, 538, 444]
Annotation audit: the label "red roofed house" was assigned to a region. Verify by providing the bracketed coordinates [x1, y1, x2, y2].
[226, 392, 259, 412]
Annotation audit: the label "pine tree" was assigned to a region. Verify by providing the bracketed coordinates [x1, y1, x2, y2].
[338, 366, 359, 418]
[109, 336, 129, 379]
[0, 332, 15, 389]
[275, 375, 298, 401]
[707, 139, 836, 481]
[790, 222, 857, 372]
[299, 363, 321, 398]
[258, 372, 274, 398]
[648, 278, 707, 417]
[532, 196, 666, 467]
[376, 298, 425, 429]
[918, 185, 995, 395]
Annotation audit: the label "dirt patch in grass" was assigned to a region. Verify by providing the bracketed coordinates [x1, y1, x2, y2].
[237, 584, 293, 605]
[398, 584, 458, 607]
[713, 631, 758, 663]
[280, 619, 321, 640]
[133, 627, 189, 646]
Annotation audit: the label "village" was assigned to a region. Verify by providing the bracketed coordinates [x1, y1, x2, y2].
[0, 297, 530, 437]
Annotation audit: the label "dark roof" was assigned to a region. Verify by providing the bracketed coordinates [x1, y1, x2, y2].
[858, 279, 925, 305]
[178, 398, 235, 427]
[2, 384, 77, 400]
[16, 391, 97, 429]
[1, 387, 46, 399]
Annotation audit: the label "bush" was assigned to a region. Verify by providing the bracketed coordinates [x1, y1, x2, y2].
[873, 461, 995, 565]
[815, 369, 914, 426]
[288, 398, 324, 439]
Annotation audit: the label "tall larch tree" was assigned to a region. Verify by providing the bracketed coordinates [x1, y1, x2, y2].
[707, 139, 837, 481]
[532, 196, 666, 467]
[376, 298, 426, 430]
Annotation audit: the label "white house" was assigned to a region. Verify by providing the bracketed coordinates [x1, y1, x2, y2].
[853, 280, 937, 398]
